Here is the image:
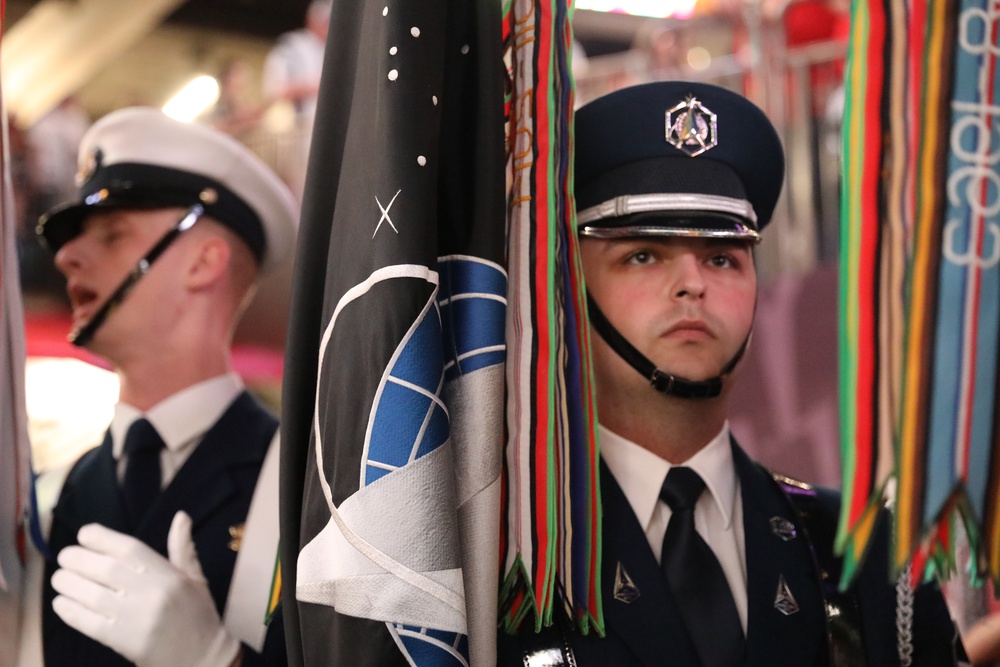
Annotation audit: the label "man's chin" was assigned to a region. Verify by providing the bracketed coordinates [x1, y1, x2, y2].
[653, 362, 723, 384]
[68, 317, 113, 354]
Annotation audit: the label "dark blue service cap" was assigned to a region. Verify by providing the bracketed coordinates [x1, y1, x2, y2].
[574, 81, 784, 242]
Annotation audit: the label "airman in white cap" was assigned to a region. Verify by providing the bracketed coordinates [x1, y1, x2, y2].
[36, 107, 296, 666]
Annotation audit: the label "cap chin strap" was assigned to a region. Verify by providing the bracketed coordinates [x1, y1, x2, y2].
[586, 294, 748, 400]
[70, 204, 203, 347]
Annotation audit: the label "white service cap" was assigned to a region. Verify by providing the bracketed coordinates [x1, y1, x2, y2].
[38, 107, 299, 273]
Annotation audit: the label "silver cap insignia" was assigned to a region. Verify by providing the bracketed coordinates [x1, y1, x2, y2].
[76, 147, 103, 187]
[665, 96, 718, 157]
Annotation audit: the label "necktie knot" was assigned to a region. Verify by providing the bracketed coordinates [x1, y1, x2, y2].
[124, 418, 165, 455]
[660, 466, 705, 511]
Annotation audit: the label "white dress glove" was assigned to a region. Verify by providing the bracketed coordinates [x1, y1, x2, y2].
[51, 511, 241, 667]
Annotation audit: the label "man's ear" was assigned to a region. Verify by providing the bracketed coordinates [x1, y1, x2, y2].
[185, 236, 231, 290]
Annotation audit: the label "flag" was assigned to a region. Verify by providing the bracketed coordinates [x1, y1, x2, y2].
[498, 0, 602, 636]
[279, 0, 505, 665]
[0, 0, 35, 660]
[837, 0, 1000, 588]
[836, 0, 896, 584]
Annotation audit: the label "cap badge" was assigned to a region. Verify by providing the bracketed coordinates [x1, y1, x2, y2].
[665, 95, 718, 157]
[199, 187, 219, 205]
[76, 147, 103, 187]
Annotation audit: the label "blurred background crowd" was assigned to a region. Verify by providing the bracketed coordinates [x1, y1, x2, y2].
[5, 0, 850, 305]
[3, 0, 853, 492]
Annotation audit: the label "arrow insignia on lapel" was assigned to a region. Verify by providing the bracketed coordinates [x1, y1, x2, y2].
[613, 561, 641, 604]
[773, 574, 800, 616]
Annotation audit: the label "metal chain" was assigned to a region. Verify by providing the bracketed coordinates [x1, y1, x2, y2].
[896, 565, 915, 667]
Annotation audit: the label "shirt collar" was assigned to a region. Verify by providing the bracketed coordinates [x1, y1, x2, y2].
[111, 373, 244, 459]
[600, 421, 737, 530]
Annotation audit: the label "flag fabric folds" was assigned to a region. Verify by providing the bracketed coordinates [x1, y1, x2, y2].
[838, 0, 1000, 588]
[499, 0, 602, 636]
[0, 0, 34, 659]
[279, 1, 506, 665]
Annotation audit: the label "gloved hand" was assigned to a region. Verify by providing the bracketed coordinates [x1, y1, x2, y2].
[51, 511, 241, 667]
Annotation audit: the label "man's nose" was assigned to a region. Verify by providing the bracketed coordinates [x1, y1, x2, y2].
[670, 254, 707, 300]
[53, 237, 85, 275]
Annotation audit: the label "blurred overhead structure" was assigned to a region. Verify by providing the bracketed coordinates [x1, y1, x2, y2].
[0, 0, 186, 126]
[1, 0, 848, 283]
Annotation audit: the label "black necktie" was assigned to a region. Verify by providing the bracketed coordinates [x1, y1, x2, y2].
[121, 418, 165, 529]
[660, 466, 744, 666]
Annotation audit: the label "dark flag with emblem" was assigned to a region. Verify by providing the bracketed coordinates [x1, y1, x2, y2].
[279, 1, 504, 665]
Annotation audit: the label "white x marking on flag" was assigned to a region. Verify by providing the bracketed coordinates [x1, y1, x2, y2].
[373, 189, 402, 238]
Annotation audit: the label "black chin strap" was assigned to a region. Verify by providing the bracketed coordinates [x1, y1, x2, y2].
[586, 294, 747, 400]
[70, 204, 204, 347]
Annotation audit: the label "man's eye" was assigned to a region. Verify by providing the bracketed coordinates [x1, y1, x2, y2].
[708, 254, 736, 268]
[97, 224, 129, 245]
[625, 251, 654, 265]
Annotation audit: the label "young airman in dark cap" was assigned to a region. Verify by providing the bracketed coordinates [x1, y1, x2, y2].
[499, 81, 964, 667]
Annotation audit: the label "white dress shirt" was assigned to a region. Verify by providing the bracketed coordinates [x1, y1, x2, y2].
[600, 422, 749, 632]
[110, 373, 245, 488]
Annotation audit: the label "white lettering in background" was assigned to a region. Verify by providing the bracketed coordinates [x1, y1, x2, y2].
[944, 0, 1000, 476]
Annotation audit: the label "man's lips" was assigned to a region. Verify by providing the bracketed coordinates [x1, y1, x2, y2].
[662, 319, 712, 339]
[67, 282, 100, 318]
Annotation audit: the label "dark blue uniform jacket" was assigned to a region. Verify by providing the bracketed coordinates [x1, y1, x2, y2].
[499, 439, 961, 666]
[42, 391, 286, 666]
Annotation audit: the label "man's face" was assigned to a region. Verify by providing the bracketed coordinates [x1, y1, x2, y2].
[581, 234, 757, 397]
[53, 208, 186, 354]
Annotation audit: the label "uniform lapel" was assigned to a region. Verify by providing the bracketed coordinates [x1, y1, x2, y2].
[52, 433, 130, 541]
[733, 442, 829, 666]
[600, 461, 701, 667]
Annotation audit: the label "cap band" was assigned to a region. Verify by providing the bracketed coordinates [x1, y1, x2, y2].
[579, 223, 761, 243]
[38, 162, 267, 263]
[91, 163, 266, 260]
[576, 193, 757, 226]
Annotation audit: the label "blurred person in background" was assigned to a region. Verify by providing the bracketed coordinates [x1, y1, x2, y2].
[631, 18, 689, 78]
[7, 114, 34, 247]
[209, 58, 265, 142]
[261, 0, 331, 198]
[964, 608, 1000, 666]
[27, 96, 90, 216]
[19, 98, 90, 301]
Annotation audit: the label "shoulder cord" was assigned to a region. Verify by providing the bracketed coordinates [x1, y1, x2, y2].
[895, 565, 915, 667]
